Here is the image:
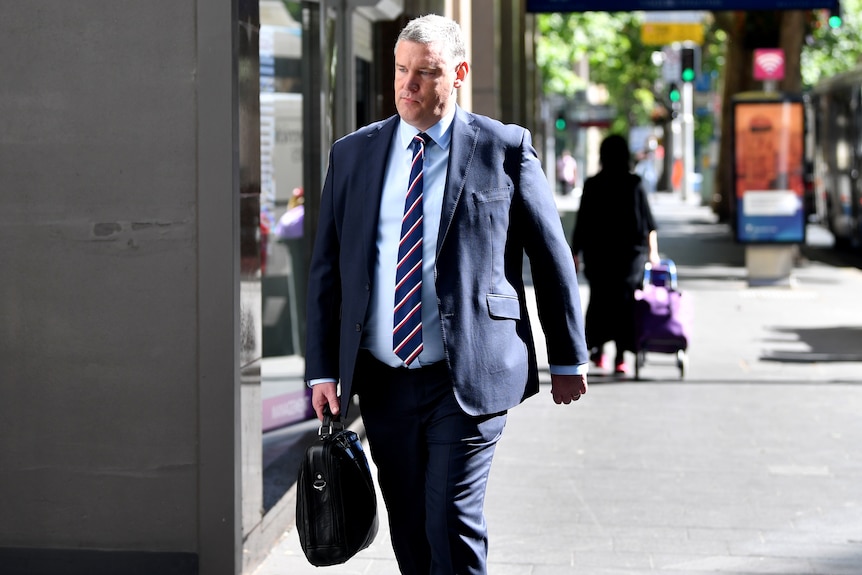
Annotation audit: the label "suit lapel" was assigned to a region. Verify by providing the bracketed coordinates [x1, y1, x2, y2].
[438, 107, 478, 253]
[359, 117, 398, 280]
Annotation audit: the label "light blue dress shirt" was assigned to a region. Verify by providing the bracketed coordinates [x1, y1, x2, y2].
[362, 115, 452, 368]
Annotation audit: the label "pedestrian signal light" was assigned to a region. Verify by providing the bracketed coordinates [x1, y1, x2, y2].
[828, 3, 842, 28]
[668, 83, 681, 103]
[555, 112, 567, 131]
[680, 48, 696, 83]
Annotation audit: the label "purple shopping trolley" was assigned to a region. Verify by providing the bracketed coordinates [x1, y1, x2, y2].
[634, 259, 692, 380]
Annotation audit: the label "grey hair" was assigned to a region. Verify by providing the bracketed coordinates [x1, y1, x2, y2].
[395, 14, 466, 64]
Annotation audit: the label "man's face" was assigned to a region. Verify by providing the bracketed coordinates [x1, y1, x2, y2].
[394, 40, 467, 132]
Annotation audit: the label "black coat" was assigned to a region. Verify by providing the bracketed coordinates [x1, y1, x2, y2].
[571, 170, 657, 351]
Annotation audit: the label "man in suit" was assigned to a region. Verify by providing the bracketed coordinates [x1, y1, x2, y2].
[305, 14, 589, 574]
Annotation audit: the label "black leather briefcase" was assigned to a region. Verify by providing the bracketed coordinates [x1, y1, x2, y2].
[296, 407, 379, 566]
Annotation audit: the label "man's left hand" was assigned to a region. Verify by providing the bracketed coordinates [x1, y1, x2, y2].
[550, 373, 587, 404]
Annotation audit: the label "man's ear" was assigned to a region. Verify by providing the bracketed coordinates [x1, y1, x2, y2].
[453, 61, 469, 88]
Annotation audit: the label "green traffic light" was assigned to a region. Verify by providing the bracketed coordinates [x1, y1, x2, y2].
[680, 47, 696, 83]
[669, 88, 680, 103]
[829, 13, 842, 28]
[555, 117, 567, 130]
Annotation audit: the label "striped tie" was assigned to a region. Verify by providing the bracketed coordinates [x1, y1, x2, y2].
[393, 133, 428, 365]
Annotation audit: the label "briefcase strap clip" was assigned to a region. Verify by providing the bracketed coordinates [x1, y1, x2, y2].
[319, 405, 345, 438]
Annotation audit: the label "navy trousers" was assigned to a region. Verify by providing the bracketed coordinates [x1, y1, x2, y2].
[355, 351, 507, 575]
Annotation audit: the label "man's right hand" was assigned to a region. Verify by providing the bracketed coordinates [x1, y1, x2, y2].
[311, 382, 340, 421]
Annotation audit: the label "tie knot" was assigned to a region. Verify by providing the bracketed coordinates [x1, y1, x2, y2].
[413, 132, 430, 151]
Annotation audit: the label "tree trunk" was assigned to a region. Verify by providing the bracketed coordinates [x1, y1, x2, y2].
[779, 11, 805, 94]
[713, 10, 806, 223]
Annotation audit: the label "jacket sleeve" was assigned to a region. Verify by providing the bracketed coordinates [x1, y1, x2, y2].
[304, 149, 342, 383]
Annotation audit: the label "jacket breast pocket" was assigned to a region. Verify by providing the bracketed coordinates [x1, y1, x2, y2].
[466, 187, 513, 288]
[473, 187, 511, 204]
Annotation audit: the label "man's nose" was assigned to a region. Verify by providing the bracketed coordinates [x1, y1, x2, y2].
[405, 73, 419, 90]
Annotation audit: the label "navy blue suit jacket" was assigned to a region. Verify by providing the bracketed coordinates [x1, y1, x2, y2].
[305, 107, 588, 416]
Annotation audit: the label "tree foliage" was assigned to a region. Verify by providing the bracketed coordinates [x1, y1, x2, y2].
[537, 5, 862, 134]
[537, 6, 862, 219]
[536, 12, 661, 134]
[802, 1, 862, 88]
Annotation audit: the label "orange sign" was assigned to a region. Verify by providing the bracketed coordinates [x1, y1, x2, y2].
[733, 98, 805, 243]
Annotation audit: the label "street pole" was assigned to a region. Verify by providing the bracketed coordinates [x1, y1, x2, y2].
[681, 80, 695, 202]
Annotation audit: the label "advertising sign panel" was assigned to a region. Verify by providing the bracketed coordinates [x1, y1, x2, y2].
[732, 96, 805, 243]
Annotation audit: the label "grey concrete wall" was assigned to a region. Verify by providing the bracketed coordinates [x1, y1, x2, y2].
[469, 0, 530, 128]
[0, 2, 240, 573]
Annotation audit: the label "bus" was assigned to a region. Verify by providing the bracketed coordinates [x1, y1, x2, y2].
[810, 66, 862, 250]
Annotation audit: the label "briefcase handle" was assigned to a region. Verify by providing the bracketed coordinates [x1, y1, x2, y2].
[319, 405, 345, 439]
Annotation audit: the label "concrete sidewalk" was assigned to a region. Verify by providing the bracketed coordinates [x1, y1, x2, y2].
[251, 193, 862, 574]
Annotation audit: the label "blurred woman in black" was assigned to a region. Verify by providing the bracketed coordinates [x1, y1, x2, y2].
[572, 134, 660, 374]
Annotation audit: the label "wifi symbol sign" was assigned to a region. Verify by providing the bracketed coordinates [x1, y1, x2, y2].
[754, 49, 785, 81]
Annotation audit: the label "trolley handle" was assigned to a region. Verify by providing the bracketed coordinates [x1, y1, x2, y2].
[644, 258, 678, 290]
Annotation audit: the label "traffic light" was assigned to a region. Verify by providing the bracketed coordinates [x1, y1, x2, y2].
[828, 2, 842, 28]
[667, 83, 681, 119]
[555, 111, 567, 131]
[680, 48, 696, 83]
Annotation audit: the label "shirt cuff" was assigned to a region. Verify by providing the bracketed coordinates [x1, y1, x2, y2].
[307, 377, 337, 388]
[549, 363, 589, 376]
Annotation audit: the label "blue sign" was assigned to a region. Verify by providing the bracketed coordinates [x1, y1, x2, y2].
[528, 0, 836, 11]
[694, 71, 714, 93]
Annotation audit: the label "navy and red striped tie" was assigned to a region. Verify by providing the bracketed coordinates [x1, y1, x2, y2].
[393, 133, 428, 365]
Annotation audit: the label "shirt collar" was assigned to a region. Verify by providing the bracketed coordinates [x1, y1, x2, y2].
[398, 108, 455, 152]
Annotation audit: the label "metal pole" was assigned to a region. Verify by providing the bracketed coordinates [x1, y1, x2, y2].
[301, 1, 325, 261]
[681, 81, 695, 202]
[334, 0, 357, 139]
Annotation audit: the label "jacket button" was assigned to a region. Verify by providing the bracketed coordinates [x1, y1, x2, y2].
[355, 323, 361, 332]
